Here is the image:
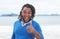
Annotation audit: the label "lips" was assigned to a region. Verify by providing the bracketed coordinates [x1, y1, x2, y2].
[24, 17, 29, 21]
[22, 16, 31, 23]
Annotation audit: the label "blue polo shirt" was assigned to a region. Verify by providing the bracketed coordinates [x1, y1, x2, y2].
[11, 20, 44, 39]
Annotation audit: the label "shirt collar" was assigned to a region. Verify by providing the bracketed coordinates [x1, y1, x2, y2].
[21, 20, 32, 27]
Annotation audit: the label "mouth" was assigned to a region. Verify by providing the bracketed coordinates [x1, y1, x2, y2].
[23, 16, 30, 23]
[24, 17, 29, 20]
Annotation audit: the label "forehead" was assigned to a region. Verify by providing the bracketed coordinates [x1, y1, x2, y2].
[22, 7, 31, 11]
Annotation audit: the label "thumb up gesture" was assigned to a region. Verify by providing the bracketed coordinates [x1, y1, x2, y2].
[26, 21, 35, 33]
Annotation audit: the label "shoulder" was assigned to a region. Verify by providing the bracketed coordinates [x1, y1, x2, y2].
[14, 19, 21, 23]
[32, 20, 40, 26]
[32, 20, 42, 31]
[32, 20, 40, 27]
[14, 19, 21, 26]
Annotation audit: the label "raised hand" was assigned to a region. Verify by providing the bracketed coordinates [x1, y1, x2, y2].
[26, 21, 35, 33]
[26, 21, 40, 39]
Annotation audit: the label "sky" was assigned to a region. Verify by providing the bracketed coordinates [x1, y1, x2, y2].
[0, 0, 60, 15]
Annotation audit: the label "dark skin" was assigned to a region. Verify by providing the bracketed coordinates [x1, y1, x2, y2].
[21, 7, 40, 39]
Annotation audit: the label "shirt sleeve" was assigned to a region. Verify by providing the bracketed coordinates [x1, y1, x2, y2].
[34, 23, 44, 39]
[11, 20, 18, 39]
[11, 32, 15, 39]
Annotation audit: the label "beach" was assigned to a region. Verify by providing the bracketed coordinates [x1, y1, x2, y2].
[0, 26, 13, 39]
[0, 25, 60, 39]
[0, 16, 60, 39]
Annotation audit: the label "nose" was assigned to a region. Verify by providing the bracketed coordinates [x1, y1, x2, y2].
[24, 12, 29, 17]
[25, 13, 29, 16]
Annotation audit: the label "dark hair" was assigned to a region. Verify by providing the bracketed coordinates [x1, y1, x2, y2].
[18, 4, 35, 20]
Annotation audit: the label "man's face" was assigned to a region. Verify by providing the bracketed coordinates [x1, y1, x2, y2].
[21, 7, 32, 23]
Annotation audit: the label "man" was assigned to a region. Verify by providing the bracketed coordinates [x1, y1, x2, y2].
[11, 4, 44, 39]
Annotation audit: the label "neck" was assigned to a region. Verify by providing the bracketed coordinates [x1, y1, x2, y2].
[22, 19, 32, 25]
[22, 20, 25, 25]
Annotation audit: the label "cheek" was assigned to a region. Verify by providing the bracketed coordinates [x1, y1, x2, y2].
[29, 13, 31, 16]
[30, 14, 32, 17]
[21, 13, 24, 17]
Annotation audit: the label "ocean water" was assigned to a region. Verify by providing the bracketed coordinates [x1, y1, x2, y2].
[0, 16, 60, 39]
[0, 16, 60, 26]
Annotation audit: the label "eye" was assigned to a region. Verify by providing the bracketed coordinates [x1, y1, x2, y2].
[28, 12, 32, 14]
[22, 11, 26, 14]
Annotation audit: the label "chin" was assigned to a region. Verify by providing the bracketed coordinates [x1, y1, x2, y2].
[23, 18, 31, 23]
[25, 20, 29, 23]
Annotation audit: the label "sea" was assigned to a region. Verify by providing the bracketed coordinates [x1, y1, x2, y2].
[0, 16, 60, 39]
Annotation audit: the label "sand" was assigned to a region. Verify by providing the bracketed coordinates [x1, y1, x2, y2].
[0, 25, 60, 39]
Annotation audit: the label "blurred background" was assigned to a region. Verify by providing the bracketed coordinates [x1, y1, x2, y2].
[0, 0, 60, 39]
